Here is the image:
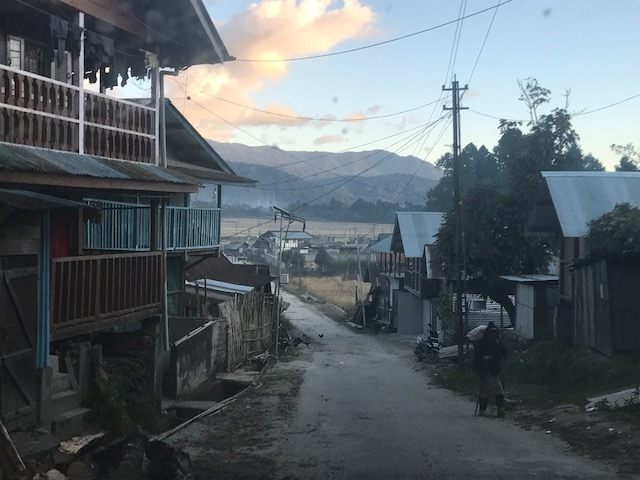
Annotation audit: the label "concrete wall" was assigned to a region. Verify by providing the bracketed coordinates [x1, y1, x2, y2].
[169, 321, 217, 399]
[396, 290, 423, 335]
[422, 299, 434, 334]
[515, 284, 535, 339]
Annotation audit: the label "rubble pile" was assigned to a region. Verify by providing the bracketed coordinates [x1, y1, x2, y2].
[2, 433, 196, 480]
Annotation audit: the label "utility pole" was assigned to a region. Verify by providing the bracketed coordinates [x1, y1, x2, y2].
[273, 206, 306, 358]
[443, 76, 468, 366]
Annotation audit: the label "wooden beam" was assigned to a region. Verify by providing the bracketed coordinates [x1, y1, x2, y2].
[0, 171, 198, 193]
[55, 0, 143, 38]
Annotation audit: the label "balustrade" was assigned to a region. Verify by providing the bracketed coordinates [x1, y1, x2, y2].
[51, 252, 163, 330]
[0, 64, 156, 163]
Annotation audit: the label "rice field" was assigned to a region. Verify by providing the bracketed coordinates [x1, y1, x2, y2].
[221, 217, 393, 242]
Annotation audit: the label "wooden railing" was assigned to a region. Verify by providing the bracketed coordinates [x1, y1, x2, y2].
[0, 64, 156, 163]
[85, 199, 151, 251]
[51, 252, 163, 330]
[165, 207, 221, 251]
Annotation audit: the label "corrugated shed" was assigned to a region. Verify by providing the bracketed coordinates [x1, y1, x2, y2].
[185, 254, 273, 289]
[543, 171, 640, 238]
[0, 143, 196, 185]
[391, 212, 444, 258]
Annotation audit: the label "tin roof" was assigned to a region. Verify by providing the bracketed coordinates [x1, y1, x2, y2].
[369, 235, 392, 253]
[0, 143, 197, 188]
[391, 212, 444, 257]
[188, 279, 254, 295]
[542, 171, 640, 238]
[0, 188, 94, 210]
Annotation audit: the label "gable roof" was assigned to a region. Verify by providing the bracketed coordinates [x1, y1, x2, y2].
[369, 235, 392, 254]
[542, 171, 640, 238]
[391, 212, 443, 258]
[162, 100, 255, 186]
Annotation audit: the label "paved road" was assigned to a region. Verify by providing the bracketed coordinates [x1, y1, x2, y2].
[277, 292, 620, 480]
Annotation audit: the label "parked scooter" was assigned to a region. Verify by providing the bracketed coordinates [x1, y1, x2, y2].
[414, 330, 440, 363]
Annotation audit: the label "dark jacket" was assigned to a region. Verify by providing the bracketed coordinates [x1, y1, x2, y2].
[473, 332, 507, 378]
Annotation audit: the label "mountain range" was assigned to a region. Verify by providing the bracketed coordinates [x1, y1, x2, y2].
[204, 141, 443, 208]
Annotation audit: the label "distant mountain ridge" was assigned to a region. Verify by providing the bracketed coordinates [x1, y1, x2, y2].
[206, 141, 443, 208]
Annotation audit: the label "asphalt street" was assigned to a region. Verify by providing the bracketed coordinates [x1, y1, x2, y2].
[276, 292, 620, 480]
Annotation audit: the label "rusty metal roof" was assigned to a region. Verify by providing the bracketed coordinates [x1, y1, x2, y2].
[0, 143, 197, 185]
[0, 188, 94, 210]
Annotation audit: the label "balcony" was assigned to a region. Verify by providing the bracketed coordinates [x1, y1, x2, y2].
[84, 199, 221, 251]
[165, 206, 221, 251]
[51, 252, 163, 339]
[0, 64, 156, 164]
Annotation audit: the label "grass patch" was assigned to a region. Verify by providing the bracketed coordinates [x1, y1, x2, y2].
[289, 275, 365, 314]
[433, 338, 640, 407]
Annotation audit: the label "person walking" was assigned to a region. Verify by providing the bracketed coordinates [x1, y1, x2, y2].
[473, 322, 507, 417]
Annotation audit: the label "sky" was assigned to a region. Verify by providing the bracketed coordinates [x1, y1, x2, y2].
[150, 0, 640, 170]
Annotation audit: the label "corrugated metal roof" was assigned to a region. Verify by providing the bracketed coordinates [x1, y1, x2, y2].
[542, 171, 640, 238]
[369, 235, 392, 253]
[500, 274, 559, 283]
[0, 188, 94, 210]
[188, 279, 254, 295]
[391, 212, 443, 257]
[0, 143, 196, 185]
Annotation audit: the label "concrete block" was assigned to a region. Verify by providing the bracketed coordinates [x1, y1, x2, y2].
[51, 408, 90, 438]
[52, 373, 70, 395]
[52, 390, 81, 417]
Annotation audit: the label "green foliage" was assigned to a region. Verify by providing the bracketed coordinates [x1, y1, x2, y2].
[587, 203, 640, 258]
[612, 143, 640, 171]
[282, 249, 305, 273]
[506, 340, 640, 395]
[314, 247, 334, 274]
[430, 79, 605, 322]
[87, 375, 131, 434]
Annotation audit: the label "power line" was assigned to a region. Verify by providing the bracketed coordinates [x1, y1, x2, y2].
[168, 77, 441, 122]
[234, 1, 513, 63]
[468, 92, 640, 123]
[257, 115, 449, 188]
[290, 125, 431, 213]
[466, 0, 503, 86]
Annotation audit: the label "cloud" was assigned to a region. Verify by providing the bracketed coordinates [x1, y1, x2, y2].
[314, 134, 346, 145]
[168, 0, 376, 141]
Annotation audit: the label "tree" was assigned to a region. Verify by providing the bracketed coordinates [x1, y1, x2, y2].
[314, 247, 334, 275]
[612, 143, 640, 171]
[434, 187, 553, 324]
[282, 249, 305, 273]
[587, 203, 640, 258]
[431, 79, 606, 326]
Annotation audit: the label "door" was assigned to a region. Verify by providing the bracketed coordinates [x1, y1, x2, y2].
[0, 257, 39, 430]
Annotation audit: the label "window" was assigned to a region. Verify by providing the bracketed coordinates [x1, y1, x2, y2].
[7, 36, 23, 70]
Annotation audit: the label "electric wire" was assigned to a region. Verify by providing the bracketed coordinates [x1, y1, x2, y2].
[234, 1, 513, 63]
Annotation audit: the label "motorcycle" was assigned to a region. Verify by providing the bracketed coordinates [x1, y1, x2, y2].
[414, 331, 440, 363]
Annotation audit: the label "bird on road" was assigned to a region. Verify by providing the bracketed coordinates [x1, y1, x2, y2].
[318, 333, 324, 339]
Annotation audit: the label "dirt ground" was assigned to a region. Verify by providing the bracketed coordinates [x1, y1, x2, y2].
[430, 359, 640, 476]
[165, 352, 308, 480]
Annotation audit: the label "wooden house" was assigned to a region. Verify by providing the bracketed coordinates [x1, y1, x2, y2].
[389, 212, 443, 335]
[0, 0, 253, 432]
[531, 171, 640, 354]
[369, 234, 404, 328]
